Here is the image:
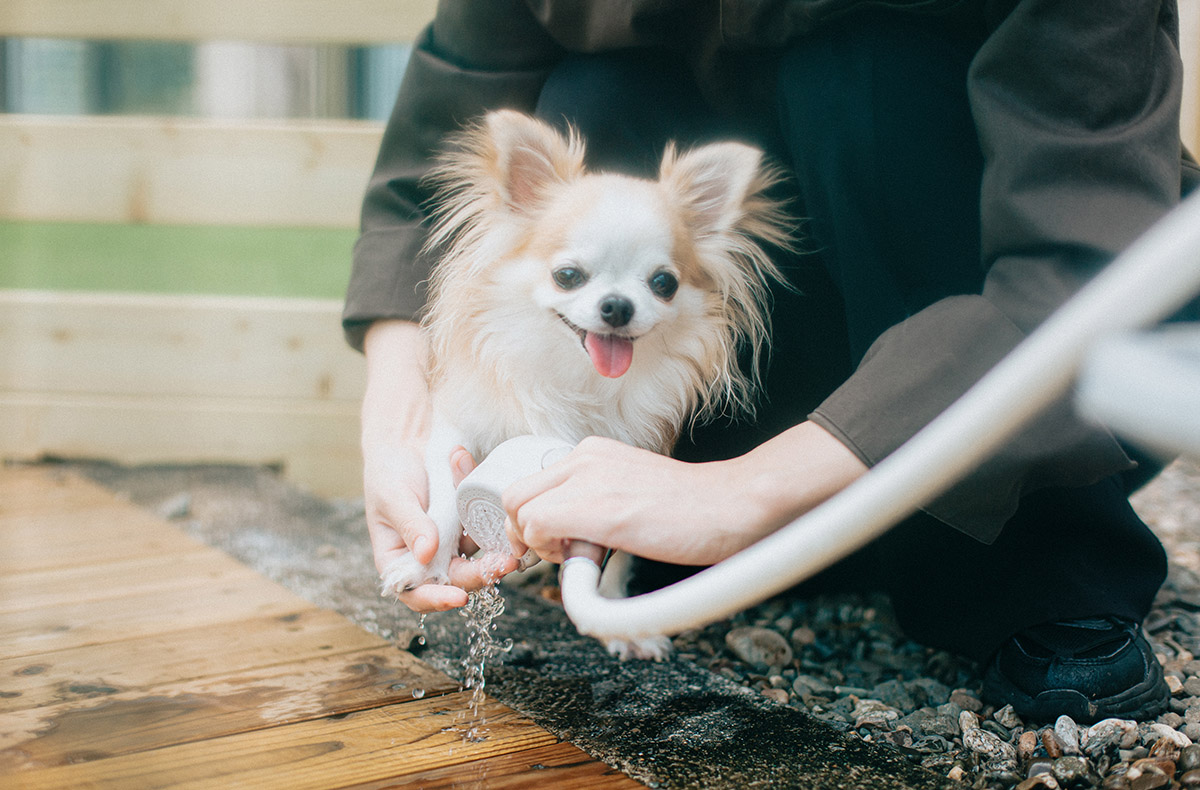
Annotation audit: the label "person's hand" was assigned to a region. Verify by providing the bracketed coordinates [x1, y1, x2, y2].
[366, 443, 520, 613]
[502, 436, 767, 566]
[360, 321, 520, 613]
[502, 423, 868, 566]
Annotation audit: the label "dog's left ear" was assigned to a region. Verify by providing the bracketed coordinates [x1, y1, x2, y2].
[484, 110, 586, 214]
[659, 142, 765, 238]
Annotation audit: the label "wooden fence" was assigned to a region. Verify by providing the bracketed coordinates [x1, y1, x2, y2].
[0, 1, 1196, 496]
[0, 1, 436, 496]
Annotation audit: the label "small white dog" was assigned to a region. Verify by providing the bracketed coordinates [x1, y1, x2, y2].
[380, 110, 789, 659]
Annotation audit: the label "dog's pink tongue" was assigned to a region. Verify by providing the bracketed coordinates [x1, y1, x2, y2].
[584, 332, 634, 378]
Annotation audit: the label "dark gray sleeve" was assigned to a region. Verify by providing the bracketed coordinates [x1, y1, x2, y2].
[342, 0, 563, 351]
[811, 0, 1185, 542]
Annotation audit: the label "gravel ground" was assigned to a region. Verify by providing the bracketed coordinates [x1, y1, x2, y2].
[651, 457, 1200, 790]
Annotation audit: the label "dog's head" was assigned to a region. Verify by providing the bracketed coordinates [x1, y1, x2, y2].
[424, 110, 789, 418]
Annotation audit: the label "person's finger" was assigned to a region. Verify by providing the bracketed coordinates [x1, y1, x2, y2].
[504, 517, 529, 558]
[501, 457, 576, 548]
[449, 445, 477, 488]
[398, 583, 469, 612]
[502, 462, 571, 516]
[366, 504, 440, 570]
[447, 553, 520, 591]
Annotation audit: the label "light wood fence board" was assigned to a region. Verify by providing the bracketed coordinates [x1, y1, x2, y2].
[0, 290, 365, 496]
[0, 0, 436, 46]
[0, 291, 364, 402]
[0, 115, 383, 228]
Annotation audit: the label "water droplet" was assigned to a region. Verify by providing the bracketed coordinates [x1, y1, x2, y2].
[411, 688, 425, 699]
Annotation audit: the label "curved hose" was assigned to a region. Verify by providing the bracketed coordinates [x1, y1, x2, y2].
[561, 192, 1200, 643]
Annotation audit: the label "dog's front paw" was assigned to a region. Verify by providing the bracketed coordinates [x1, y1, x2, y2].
[379, 552, 451, 598]
[605, 635, 674, 662]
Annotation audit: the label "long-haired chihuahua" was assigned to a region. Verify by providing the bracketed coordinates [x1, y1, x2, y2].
[381, 110, 790, 659]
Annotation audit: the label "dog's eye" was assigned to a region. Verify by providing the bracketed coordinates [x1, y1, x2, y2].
[649, 271, 679, 301]
[552, 266, 587, 290]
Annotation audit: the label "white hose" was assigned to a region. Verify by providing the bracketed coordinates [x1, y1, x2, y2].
[560, 191, 1200, 643]
[1077, 325, 1200, 457]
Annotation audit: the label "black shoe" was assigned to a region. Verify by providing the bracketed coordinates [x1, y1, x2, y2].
[982, 616, 1169, 723]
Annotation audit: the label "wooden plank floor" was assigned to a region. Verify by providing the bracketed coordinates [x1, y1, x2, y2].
[0, 466, 644, 789]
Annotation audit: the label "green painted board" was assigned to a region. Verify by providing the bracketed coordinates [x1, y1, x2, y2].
[0, 221, 358, 300]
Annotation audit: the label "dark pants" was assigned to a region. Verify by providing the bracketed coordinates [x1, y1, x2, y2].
[533, 10, 1167, 661]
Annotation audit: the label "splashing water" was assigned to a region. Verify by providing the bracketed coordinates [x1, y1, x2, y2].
[453, 499, 517, 743]
[458, 572, 513, 743]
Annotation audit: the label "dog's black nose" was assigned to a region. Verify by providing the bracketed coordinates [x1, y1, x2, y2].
[598, 296, 634, 328]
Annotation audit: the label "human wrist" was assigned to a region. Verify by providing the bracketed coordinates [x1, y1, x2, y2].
[361, 320, 430, 455]
[734, 421, 868, 536]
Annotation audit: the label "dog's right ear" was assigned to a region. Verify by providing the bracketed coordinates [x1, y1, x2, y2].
[483, 111, 585, 214]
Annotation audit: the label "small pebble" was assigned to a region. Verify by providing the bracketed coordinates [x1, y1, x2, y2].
[964, 727, 1019, 771]
[995, 704, 1023, 729]
[1128, 767, 1170, 790]
[947, 765, 967, 783]
[960, 709, 981, 735]
[1186, 677, 1200, 697]
[1043, 729, 1066, 758]
[1018, 730, 1040, 760]
[1051, 756, 1090, 785]
[1180, 744, 1200, 773]
[1181, 769, 1200, 789]
[1085, 719, 1140, 756]
[1149, 723, 1193, 749]
[1169, 675, 1187, 696]
[1056, 715, 1083, 755]
[1016, 776, 1060, 790]
[1160, 712, 1185, 729]
[950, 688, 983, 712]
[762, 688, 790, 705]
[790, 625, 817, 649]
[725, 627, 793, 670]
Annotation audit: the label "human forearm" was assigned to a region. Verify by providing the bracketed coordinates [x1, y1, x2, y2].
[361, 319, 430, 455]
[726, 421, 869, 540]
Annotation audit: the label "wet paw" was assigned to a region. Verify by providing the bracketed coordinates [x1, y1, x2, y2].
[604, 635, 674, 662]
[379, 553, 450, 598]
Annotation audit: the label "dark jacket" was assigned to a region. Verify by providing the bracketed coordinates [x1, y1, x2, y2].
[344, 0, 1196, 541]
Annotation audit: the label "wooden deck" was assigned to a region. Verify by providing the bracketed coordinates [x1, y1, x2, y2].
[0, 465, 644, 789]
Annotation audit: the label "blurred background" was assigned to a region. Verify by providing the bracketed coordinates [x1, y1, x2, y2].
[0, 1, 1196, 498]
[0, 1, 435, 496]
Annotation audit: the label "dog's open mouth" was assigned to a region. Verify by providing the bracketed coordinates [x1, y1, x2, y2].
[557, 313, 636, 379]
